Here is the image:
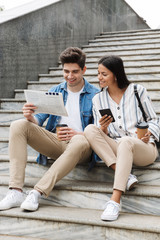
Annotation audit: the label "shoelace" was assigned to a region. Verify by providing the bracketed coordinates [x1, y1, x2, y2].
[25, 192, 36, 203]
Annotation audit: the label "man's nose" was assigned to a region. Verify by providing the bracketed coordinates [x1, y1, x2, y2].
[68, 72, 73, 78]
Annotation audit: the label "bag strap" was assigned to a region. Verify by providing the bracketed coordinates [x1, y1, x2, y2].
[134, 84, 147, 122]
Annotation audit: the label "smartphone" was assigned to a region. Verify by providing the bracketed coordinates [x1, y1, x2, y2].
[99, 108, 115, 122]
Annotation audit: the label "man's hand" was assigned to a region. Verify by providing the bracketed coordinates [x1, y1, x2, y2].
[99, 115, 112, 134]
[57, 126, 81, 141]
[22, 103, 38, 124]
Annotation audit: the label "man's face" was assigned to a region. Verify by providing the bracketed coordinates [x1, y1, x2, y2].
[63, 63, 86, 89]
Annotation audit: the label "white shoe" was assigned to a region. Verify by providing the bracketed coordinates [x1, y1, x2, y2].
[0, 189, 24, 210]
[101, 200, 120, 221]
[126, 174, 138, 191]
[21, 190, 40, 211]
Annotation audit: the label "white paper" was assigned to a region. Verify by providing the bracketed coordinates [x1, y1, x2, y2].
[24, 90, 68, 116]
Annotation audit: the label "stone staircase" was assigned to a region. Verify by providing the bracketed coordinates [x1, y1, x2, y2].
[0, 28, 160, 239]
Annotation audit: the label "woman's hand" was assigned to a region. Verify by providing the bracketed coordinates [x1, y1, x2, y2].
[141, 131, 151, 143]
[57, 127, 81, 141]
[99, 115, 113, 134]
[22, 103, 37, 123]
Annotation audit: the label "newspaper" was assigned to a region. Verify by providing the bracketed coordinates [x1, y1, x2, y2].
[24, 90, 68, 116]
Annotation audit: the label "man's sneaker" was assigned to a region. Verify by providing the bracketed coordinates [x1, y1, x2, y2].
[21, 190, 41, 211]
[101, 200, 120, 221]
[0, 189, 24, 210]
[126, 174, 138, 191]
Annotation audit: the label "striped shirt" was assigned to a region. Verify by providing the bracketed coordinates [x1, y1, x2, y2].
[93, 83, 160, 142]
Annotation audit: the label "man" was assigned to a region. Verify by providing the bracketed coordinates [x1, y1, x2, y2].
[0, 47, 99, 211]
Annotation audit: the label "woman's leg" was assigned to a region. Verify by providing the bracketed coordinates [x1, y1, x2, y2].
[114, 136, 158, 194]
[101, 136, 157, 221]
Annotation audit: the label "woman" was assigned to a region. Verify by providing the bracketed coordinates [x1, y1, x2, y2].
[84, 55, 159, 221]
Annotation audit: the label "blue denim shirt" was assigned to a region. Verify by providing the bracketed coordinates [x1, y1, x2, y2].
[35, 78, 99, 165]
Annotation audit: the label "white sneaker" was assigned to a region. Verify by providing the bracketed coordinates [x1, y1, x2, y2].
[21, 190, 40, 211]
[126, 174, 138, 191]
[101, 200, 120, 221]
[0, 189, 24, 210]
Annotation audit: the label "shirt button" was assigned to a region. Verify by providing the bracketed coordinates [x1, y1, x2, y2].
[118, 116, 121, 119]
[119, 126, 122, 129]
[117, 107, 120, 110]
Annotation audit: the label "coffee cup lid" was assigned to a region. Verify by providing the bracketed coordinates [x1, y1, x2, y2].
[136, 122, 149, 129]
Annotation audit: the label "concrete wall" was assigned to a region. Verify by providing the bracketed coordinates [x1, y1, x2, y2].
[0, 0, 149, 98]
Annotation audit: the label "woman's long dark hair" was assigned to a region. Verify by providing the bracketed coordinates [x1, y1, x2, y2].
[98, 55, 130, 89]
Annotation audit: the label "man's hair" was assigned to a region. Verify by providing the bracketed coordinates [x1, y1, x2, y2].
[98, 55, 130, 89]
[60, 47, 86, 70]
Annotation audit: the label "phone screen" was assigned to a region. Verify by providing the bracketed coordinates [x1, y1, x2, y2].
[99, 108, 115, 122]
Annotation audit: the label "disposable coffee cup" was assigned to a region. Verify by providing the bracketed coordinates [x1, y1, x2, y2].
[136, 122, 149, 139]
[56, 124, 68, 140]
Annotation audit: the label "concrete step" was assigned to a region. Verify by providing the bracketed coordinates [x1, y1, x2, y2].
[0, 235, 44, 240]
[85, 55, 160, 63]
[85, 48, 160, 57]
[0, 206, 160, 239]
[90, 33, 160, 43]
[0, 155, 160, 186]
[98, 28, 160, 37]
[83, 43, 160, 52]
[85, 38, 160, 48]
[0, 110, 23, 124]
[0, 124, 10, 138]
[0, 176, 160, 215]
[0, 110, 24, 124]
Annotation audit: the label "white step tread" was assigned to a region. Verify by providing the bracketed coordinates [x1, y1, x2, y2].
[0, 205, 160, 233]
[0, 176, 160, 197]
[0, 234, 45, 240]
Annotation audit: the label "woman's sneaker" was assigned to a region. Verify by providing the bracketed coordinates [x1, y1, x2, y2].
[126, 174, 138, 191]
[101, 200, 120, 221]
[0, 189, 24, 210]
[21, 190, 41, 211]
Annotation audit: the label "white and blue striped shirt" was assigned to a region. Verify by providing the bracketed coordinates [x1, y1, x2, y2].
[93, 83, 160, 142]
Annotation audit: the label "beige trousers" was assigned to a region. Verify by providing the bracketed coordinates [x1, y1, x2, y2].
[9, 119, 92, 196]
[84, 124, 158, 192]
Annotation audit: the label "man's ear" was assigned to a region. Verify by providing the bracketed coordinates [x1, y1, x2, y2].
[82, 66, 87, 74]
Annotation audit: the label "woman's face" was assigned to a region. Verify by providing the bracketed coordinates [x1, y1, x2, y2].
[98, 64, 116, 88]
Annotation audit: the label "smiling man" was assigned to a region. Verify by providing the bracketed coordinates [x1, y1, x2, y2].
[0, 47, 99, 211]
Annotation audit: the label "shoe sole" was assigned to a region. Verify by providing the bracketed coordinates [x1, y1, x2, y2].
[20, 204, 38, 212]
[101, 215, 119, 221]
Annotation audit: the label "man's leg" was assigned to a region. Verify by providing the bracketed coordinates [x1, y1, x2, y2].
[34, 134, 92, 197]
[9, 119, 64, 190]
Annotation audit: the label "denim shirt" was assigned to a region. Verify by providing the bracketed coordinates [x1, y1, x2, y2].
[35, 78, 99, 165]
